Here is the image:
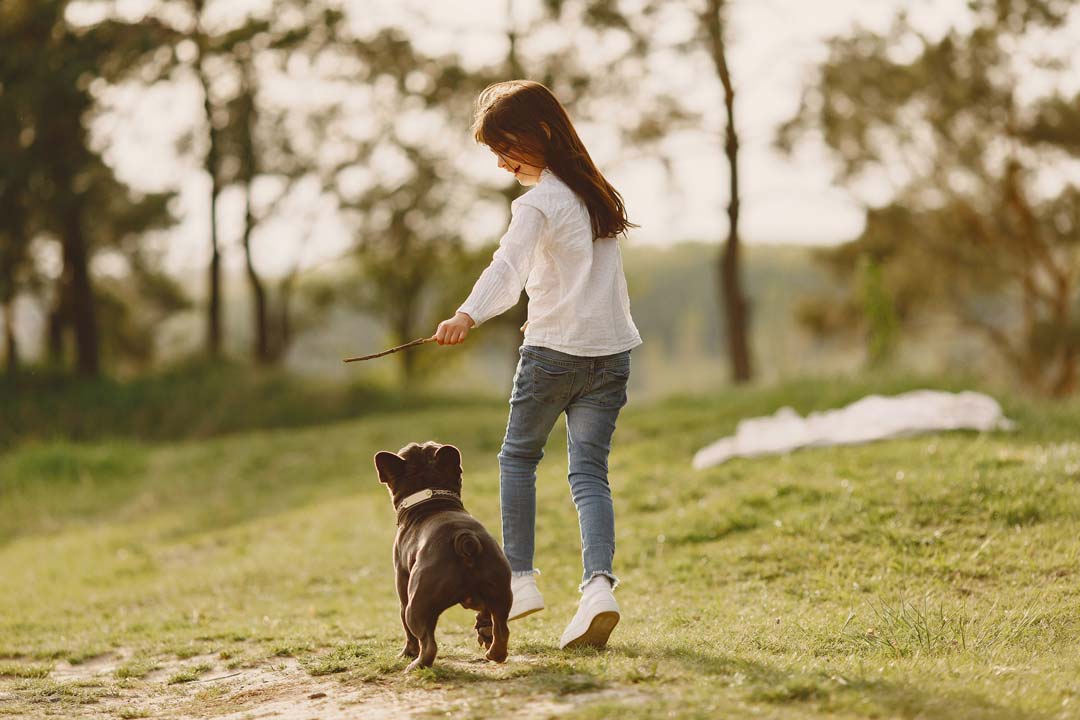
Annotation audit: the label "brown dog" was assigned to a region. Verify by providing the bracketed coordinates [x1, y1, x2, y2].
[375, 441, 512, 671]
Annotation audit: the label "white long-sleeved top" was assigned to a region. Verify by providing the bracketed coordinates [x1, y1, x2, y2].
[457, 168, 643, 357]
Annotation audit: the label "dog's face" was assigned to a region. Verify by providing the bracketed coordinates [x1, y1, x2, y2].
[374, 441, 463, 507]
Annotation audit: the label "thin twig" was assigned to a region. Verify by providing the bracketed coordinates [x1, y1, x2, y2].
[343, 336, 436, 363]
[193, 671, 244, 683]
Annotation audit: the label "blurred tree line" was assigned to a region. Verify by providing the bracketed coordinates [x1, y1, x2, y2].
[1, 0, 182, 377]
[1, 0, 690, 385]
[2, 0, 1078, 395]
[781, 0, 1080, 397]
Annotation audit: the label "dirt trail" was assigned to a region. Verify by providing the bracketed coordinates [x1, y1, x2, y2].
[41, 650, 645, 719]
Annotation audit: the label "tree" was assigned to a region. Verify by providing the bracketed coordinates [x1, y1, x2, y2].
[307, 2, 688, 382]
[339, 143, 471, 384]
[702, 0, 751, 383]
[568, 0, 750, 382]
[779, 0, 1080, 395]
[188, 0, 226, 358]
[286, 17, 500, 383]
[0, 88, 31, 374]
[175, 2, 349, 364]
[1, 0, 179, 375]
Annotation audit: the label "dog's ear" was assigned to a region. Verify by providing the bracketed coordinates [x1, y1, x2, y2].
[374, 451, 406, 485]
[434, 444, 462, 474]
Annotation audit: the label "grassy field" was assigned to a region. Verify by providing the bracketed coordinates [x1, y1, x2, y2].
[1, 375, 1079, 719]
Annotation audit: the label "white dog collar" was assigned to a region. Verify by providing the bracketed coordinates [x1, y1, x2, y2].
[395, 488, 460, 512]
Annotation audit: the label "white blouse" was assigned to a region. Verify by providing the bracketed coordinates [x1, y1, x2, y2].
[457, 168, 642, 357]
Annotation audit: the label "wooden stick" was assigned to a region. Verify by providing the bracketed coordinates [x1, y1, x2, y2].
[343, 336, 436, 363]
[192, 671, 244, 683]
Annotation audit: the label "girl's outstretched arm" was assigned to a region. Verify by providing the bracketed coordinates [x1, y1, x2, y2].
[433, 203, 547, 345]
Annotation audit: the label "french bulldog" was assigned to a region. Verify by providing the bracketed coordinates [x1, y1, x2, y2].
[375, 441, 512, 671]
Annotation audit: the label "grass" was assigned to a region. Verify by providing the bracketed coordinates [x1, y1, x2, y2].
[0, 663, 51, 679]
[166, 664, 212, 685]
[0, 358, 496, 450]
[0, 372, 1078, 718]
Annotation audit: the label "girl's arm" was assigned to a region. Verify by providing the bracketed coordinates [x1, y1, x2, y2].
[434, 203, 546, 345]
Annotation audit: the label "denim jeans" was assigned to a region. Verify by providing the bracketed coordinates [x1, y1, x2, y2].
[498, 344, 631, 591]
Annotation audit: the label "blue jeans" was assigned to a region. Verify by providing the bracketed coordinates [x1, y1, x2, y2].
[498, 345, 631, 591]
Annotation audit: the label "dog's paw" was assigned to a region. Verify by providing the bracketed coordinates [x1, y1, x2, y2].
[474, 614, 494, 648]
[398, 644, 420, 659]
[476, 628, 494, 649]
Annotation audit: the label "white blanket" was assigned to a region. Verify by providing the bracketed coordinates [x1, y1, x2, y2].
[692, 390, 1015, 469]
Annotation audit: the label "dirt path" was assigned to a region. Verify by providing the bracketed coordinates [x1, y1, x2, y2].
[41, 650, 645, 719]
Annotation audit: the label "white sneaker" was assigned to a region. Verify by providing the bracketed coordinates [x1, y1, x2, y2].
[509, 574, 544, 620]
[559, 576, 620, 649]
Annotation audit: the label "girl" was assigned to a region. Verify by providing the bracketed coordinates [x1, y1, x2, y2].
[433, 80, 641, 650]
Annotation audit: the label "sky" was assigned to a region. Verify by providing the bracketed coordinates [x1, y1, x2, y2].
[77, 0, 1029, 279]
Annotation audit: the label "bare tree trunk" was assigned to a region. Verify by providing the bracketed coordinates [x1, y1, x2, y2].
[242, 183, 270, 365]
[203, 85, 223, 359]
[239, 58, 270, 365]
[268, 271, 297, 364]
[704, 0, 752, 383]
[0, 201, 26, 375]
[61, 201, 99, 376]
[194, 2, 223, 359]
[399, 320, 417, 385]
[1049, 275, 1076, 397]
[1052, 346, 1078, 397]
[46, 291, 65, 364]
[395, 262, 428, 387]
[208, 187, 223, 356]
[2, 298, 17, 374]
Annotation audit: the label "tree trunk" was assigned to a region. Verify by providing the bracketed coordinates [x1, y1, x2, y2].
[705, 0, 752, 383]
[195, 11, 223, 359]
[239, 59, 270, 365]
[0, 202, 26, 375]
[2, 298, 17, 374]
[46, 292, 65, 364]
[269, 273, 296, 364]
[1051, 346, 1077, 397]
[394, 291, 419, 386]
[1049, 275, 1076, 397]
[208, 197, 222, 357]
[242, 183, 270, 365]
[61, 201, 100, 376]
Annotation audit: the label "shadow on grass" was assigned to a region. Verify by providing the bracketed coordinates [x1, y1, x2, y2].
[603, 642, 1050, 720]
[373, 639, 1049, 720]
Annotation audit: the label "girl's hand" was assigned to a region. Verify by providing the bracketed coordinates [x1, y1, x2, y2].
[434, 312, 475, 345]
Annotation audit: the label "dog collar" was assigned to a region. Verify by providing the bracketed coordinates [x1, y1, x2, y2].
[395, 488, 461, 513]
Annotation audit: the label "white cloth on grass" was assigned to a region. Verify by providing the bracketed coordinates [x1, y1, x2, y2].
[692, 390, 1016, 469]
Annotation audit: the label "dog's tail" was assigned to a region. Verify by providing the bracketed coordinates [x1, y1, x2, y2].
[452, 529, 483, 568]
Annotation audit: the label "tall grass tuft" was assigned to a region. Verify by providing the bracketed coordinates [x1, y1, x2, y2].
[843, 594, 1045, 659]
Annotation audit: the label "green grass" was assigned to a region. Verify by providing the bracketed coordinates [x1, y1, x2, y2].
[0, 359, 495, 449]
[0, 374, 1078, 718]
[166, 664, 212, 685]
[0, 663, 51, 679]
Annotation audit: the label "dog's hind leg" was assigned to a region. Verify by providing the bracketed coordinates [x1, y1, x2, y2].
[404, 603, 439, 671]
[474, 611, 494, 649]
[485, 607, 510, 663]
[396, 570, 419, 659]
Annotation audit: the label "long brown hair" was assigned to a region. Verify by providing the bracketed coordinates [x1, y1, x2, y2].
[472, 80, 636, 240]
